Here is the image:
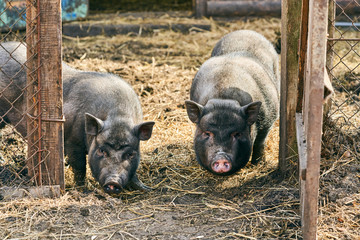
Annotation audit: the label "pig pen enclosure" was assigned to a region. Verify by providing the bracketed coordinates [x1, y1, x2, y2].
[0, 0, 360, 239]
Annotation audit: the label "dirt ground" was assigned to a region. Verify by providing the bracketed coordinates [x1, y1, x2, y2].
[1, 12, 359, 240]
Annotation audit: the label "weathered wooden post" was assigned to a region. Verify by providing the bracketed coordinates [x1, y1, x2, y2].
[279, 0, 302, 174]
[26, 0, 64, 190]
[296, 0, 328, 238]
[195, 0, 207, 18]
[302, 0, 328, 237]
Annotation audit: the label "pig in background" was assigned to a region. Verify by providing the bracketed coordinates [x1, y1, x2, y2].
[185, 30, 280, 176]
[0, 42, 154, 194]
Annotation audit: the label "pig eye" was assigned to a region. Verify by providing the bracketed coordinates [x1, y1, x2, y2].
[232, 132, 242, 139]
[202, 131, 212, 138]
[96, 148, 107, 157]
[124, 151, 136, 159]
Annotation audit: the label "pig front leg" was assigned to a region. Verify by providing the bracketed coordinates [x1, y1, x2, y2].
[251, 128, 269, 164]
[65, 145, 87, 186]
[127, 173, 152, 192]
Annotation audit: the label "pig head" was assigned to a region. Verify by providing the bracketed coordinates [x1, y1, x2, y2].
[186, 99, 261, 175]
[85, 114, 154, 194]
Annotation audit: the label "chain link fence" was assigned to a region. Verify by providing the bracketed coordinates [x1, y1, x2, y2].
[0, 0, 64, 196]
[1, 0, 33, 189]
[324, 0, 360, 159]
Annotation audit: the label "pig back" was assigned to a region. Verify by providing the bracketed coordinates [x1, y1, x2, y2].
[63, 69, 143, 139]
[190, 52, 279, 132]
[0, 42, 27, 135]
[211, 30, 280, 90]
[0, 42, 27, 99]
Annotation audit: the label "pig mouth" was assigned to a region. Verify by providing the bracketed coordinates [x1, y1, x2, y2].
[103, 181, 122, 194]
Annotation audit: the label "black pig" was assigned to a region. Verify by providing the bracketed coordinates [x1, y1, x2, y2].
[185, 30, 279, 175]
[0, 42, 154, 194]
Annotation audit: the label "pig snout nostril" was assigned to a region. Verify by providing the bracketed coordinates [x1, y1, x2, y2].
[103, 182, 122, 194]
[212, 159, 232, 173]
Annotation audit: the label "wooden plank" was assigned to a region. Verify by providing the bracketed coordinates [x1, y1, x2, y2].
[295, 112, 307, 226]
[279, 0, 302, 174]
[38, 0, 64, 189]
[207, 1, 281, 17]
[296, 0, 309, 113]
[296, 113, 307, 181]
[0, 185, 61, 199]
[302, 0, 328, 238]
[195, 0, 207, 18]
[62, 23, 211, 37]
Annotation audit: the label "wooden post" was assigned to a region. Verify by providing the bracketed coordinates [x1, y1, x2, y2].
[26, 0, 64, 189]
[38, 0, 64, 189]
[195, 0, 207, 18]
[279, 0, 302, 174]
[302, 0, 328, 238]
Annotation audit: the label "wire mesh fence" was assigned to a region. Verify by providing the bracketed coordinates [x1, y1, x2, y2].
[1, 0, 33, 189]
[0, 0, 64, 195]
[325, 0, 360, 159]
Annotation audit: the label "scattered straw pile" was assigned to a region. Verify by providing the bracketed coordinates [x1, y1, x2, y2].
[0, 12, 359, 239]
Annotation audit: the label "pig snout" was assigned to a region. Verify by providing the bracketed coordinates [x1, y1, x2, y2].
[102, 174, 128, 194]
[103, 181, 122, 194]
[211, 152, 232, 174]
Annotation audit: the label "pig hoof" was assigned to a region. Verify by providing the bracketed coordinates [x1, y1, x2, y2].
[212, 159, 232, 173]
[251, 155, 264, 165]
[103, 182, 122, 194]
[128, 175, 152, 192]
[128, 180, 152, 192]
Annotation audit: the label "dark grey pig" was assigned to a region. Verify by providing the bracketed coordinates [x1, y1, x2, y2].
[0, 42, 154, 194]
[185, 30, 279, 175]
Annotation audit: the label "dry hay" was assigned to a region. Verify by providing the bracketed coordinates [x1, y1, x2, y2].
[319, 117, 360, 240]
[0, 12, 359, 239]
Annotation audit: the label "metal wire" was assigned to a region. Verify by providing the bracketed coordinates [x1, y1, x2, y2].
[0, 0, 50, 188]
[325, 0, 360, 157]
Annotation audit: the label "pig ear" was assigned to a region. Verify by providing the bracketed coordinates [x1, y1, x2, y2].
[185, 100, 204, 123]
[134, 121, 155, 141]
[241, 101, 262, 125]
[85, 113, 104, 136]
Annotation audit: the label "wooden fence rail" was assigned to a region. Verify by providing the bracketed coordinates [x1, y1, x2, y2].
[195, 0, 359, 18]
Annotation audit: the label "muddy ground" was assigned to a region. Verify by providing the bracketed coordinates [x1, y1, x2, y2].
[0, 12, 359, 239]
